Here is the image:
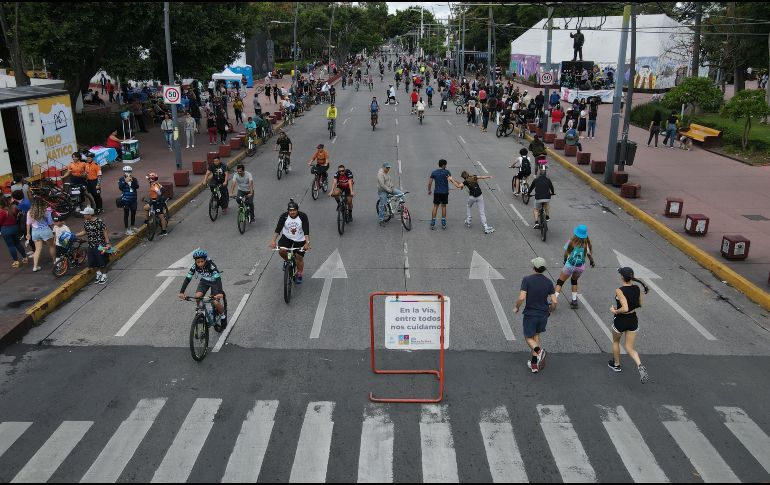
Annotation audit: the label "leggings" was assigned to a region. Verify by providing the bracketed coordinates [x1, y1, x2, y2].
[1, 226, 27, 261]
[647, 126, 660, 146]
[123, 205, 137, 228]
[466, 196, 488, 226]
[86, 180, 103, 210]
[208, 127, 217, 144]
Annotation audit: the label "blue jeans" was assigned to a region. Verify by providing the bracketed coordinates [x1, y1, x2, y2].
[163, 131, 172, 148]
[1, 225, 26, 261]
[587, 119, 596, 137]
[378, 189, 403, 221]
[664, 124, 677, 147]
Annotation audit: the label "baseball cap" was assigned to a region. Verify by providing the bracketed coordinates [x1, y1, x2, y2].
[618, 267, 634, 279]
[531, 257, 547, 270]
[80, 207, 95, 216]
[383, 162, 391, 168]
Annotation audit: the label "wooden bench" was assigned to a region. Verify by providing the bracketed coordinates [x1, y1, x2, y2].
[679, 123, 722, 148]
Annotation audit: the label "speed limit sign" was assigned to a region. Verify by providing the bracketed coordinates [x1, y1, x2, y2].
[540, 72, 554, 85]
[162, 85, 182, 104]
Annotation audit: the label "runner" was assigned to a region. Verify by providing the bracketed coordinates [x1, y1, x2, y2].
[554, 224, 595, 309]
[514, 257, 558, 373]
[608, 267, 650, 383]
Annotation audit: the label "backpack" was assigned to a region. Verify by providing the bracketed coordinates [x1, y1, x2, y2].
[466, 180, 482, 198]
[520, 156, 531, 174]
[567, 244, 586, 266]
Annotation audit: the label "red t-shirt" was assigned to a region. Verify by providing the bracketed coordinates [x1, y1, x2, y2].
[105, 135, 121, 149]
[410, 91, 419, 103]
[551, 109, 564, 123]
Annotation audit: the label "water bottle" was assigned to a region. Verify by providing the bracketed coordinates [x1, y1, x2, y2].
[207, 308, 215, 324]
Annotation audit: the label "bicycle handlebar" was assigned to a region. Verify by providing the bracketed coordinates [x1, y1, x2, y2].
[182, 296, 221, 302]
[273, 247, 308, 252]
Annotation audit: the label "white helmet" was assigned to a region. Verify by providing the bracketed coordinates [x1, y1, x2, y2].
[122, 165, 133, 173]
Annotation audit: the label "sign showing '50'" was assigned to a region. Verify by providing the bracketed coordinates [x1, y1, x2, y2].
[162, 86, 182, 104]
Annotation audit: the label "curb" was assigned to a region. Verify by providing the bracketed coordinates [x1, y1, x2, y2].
[535, 134, 770, 312]
[20, 122, 284, 331]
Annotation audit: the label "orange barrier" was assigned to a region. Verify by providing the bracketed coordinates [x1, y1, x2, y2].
[368, 291, 446, 404]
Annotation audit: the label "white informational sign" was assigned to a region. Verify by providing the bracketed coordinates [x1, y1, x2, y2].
[384, 296, 450, 350]
[162, 85, 182, 104]
[560, 86, 615, 103]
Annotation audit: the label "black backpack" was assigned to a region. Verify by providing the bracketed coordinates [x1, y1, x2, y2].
[520, 156, 531, 173]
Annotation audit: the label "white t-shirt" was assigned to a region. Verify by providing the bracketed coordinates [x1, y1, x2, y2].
[282, 215, 305, 242]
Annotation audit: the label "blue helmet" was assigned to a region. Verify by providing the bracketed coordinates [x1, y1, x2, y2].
[192, 248, 208, 260]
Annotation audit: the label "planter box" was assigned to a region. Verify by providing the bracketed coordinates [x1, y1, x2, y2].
[229, 137, 243, 149]
[721, 234, 750, 260]
[665, 197, 684, 217]
[543, 133, 556, 144]
[158, 179, 174, 199]
[685, 214, 709, 236]
[577, 152, 591, 165]
[564, 145, 577, 157]
[553, 138, 566, 150]
[611, 171, 629, 187]
[192, 160, 207, 175]
[207, 151, 218, 163]
[591, 160, 606, 174]
[620, 183, 640, 198]
[173, 170, 190, 187]
[219, 144, 232, 157]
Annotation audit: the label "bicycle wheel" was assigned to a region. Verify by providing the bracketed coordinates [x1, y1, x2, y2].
[401, 205, 412, 231]
[73, 247, 86, 266]
[522, 183, 531, 205]
[455, 106, 463, 115]
[540, 211, 547, 242]
[311, 175, 319, 200]
[208, 195, 219, 221]
[189, 315, 209, 362]
[322, 177, 328, 192]
[277, 159, 283, 180]
[52, 257, 69, 277]
[147, 214, 158, 240]
[453, 97, 463, 106]
[247, 142, 257, 157]
[496, 125, 504, 137]
[237, 208, 246, 234]
[283, 262, 293, 303]
[337, 203, 345, 235]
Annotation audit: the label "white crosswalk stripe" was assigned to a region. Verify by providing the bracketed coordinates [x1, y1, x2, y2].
[537, 404, 597, 483]
[221, 400, 279, 483]
[420, 404, 459, 483]
[290, 401, 335, 483]
[12, 420, 93, 483]
[0, 422, 31, 460]
[714, 406, 770, 475]
[81, 398, 167, 483]
[661, 405, 739, 483]
[357, 404, 394, 483]
[479, 406, 528, 483]
[151, 398, 221, 483]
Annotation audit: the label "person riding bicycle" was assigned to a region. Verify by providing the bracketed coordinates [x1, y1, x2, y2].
[143, 172, 169, 237]
[329, 163, 355, 217]
[511, 148, 532, 196]
[370, 97, 380, 125]
[410, 89, 419, 114]
[244, 116, 257, 138]
[425, 84, 434, 107]
[386, 84, 397, 105]
[355, 68, 362, 82]
[529, 135, 546, 159]
[178, 249, 227, 330]
[308, 143, 331, 184]
[368, 73, 374, 89]
[269, 199, 311, 284]
[326, 103, 337, 134]
[205, 156, 230, 211]
[377, 162, 404, 226]
[275, 131, 293, 170]
[416, 98, 426, 120]
[528, 169, 555, 229]
[230, 164, 255, 223]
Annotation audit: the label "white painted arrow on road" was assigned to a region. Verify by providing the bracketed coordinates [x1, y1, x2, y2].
[613, 250, 717, 340]
[310, 249, 348, 339]
[470, 251, 515, 340]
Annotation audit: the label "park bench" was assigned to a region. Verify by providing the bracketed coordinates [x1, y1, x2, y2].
[679, 123, 722, 148]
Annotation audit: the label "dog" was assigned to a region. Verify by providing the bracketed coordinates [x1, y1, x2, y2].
[678, 136, 692, 151]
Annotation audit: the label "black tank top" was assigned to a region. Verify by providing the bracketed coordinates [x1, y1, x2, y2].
[615, 285, 641, 312]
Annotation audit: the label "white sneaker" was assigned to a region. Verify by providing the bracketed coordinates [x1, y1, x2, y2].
[186, 145, 190, 149]
[484, 225, 495, 234]
[192, 145, 195, 148]
[464, 219, 471, 228]
[97, 274, 108, 285]
[125, 228, 134, 236]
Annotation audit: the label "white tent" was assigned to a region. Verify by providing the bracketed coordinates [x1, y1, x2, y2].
[510, 14, 692, 89]
[211, 68, 242, 82]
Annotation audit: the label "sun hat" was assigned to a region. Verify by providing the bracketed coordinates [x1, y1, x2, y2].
[573, 224, 588, 239]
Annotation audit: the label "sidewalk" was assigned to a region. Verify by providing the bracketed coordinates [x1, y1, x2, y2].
[0, 74, 301, 324]
[511, 81, 770, 291]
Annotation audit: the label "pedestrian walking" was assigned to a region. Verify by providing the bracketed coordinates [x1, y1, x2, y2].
[161, 113, 173, 150]
[184, 113, 196, 149]
[458, 171, 495, 234]
[76, 207, 112, 285]
[207, 111, 217, 145]
[662, 110, 678, 148]
[118, 165, 139, 235]
[216, 110, 229, 144]
[578, 108, 587, 138]
[587, 103, 597, 139]
[106, 80, 115, 103]
[273, 84, 279, 105]
[554, 224, 595, 309]
[514, 257, 558, 373]
[233, 96, 244, 125]
[84, 152, 103, 213]
[0, 196, 27, 268]
[550, 105, 564, 133]
[265, 83, 271, 100]
[25, 197, 56, 272]
[427, 159, 461, 230]
[608, 267, 650, 383]
[647, 110, 662, 147]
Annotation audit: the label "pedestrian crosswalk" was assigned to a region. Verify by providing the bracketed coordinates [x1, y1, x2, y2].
[0, 399, 768, 482]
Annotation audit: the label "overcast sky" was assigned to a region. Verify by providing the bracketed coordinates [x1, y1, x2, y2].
[386, 2, 453, 20]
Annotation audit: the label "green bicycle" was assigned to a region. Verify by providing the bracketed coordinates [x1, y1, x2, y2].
[232, 195, 252, 234]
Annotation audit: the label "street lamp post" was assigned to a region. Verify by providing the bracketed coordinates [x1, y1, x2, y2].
[163, 2, 182, 170]
[292, 3, 298, 91]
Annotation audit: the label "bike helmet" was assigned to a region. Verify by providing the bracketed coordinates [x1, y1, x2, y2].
[317, 143, 324, 149]
[123, 165, 133, 173]
[146, 172, 158, 182]
[287, 199, 299, 211]
[192, 248, 208, 260]
[520, 148, 528, 156]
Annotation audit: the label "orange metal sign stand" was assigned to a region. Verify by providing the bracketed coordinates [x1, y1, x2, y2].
[368, 291, 445, 403]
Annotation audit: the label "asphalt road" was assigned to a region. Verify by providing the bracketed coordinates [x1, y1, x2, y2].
[2, 70, 770, 483]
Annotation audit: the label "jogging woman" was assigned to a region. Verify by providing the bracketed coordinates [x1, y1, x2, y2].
[554, 224, 595, 309]
[608, 267, 650, 383]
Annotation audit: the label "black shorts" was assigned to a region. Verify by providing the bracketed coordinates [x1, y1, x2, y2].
[516, 171, 531, 180]
[433, 192, 449, 205]
[523, 314, 548, 338]
[196, 279, 224, 296]
[278, 235, 306, 257]
[87, 247, 107, 269]
[612, 313, 639, 333]
[335, 186, 352, 196]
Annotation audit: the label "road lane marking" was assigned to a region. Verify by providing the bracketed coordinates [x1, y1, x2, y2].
[310, 250, 348, 339]
[577, 295, 622, 352]
[12, 421, 93, 483]
[508, 203, 530, 227]
[350, 106, 354, 112]
[116, 276, 175, 336]
[597, 405, 668, 482]
[458, 135, 466, 144]
[715, 407, 770, 475]
[446, 119, 452, 126]
[537, 405, 597, 483]
[343, 118, 349, 125]
[420, 405, 459, 483]
[332, 136, 337, 144]
[81, 399, 167, 483]
[357, 405, 394, 483]
[213, 293, 249, 352]
[151, 398, 222, 483]
[290, 402, 335, 483]
[222, 400, 279, 483]
[395, 118, 398, 126]
[398, 159, 402, 174]
[469, 251, 514, 340]
[396, 134, 399, 145]
[661, 405, 739, 483]
[0, 422, 31, 460]
[247, 258, 262, 277]
[476, 160, 489, 174]
[480, 406, 528, 482]
[404, 242, 410, 279]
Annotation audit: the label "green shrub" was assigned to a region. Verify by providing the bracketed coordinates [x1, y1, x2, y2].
[630, 101, 691, 129]
[661, 77, 723, 113]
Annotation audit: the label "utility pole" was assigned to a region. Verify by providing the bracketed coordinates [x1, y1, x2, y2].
[163, 2, 182, 170]
[488, 6, 493, 83]
[619, 4, 636, 172]
[603, 4, 631, 184]
[328, 3, 335, 73]
[691, 2, 702, 78]
[420, 6, 424, 59]
[544, 5, 554, 106]
[292, 2, 298, 91]
[461, 10, 466, 77]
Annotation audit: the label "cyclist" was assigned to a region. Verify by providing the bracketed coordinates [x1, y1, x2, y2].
[377, 162, 404, 227]
[326, 103, 337, 135]
[410, 89, 419, 114]
[511, 148, 532, 196]
[555, 224, 595, 309]
[355, 67, 362, 82]
[308, 143, 331, 185]
[329, 163, 355, 218]
[205, 156, 230, 212]
[425, 84, 434, 108]
[527, 169, 554, 229]
[368, 73, 374, 90]
[386, 84, 397, 105]
[275, 131, 293, 170]
[416, 97, 426, 121]
[244, 116, 257, 137]
[269, 199, 311, 284]
[143, 172, 168, 237]
[230, 164, 255, 223]
[178, 249, 227, 330]
[370, 96, 380, 126]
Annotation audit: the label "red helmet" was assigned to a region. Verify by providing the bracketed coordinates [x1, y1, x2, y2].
[146, 172, 158, 182]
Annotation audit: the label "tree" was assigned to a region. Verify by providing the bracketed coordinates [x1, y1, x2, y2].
[721, 89, 770, 149]
[0, 2, 29, 86]
[662, 76, 723, 114]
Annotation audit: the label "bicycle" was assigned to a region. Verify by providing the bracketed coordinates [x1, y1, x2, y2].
[277, 151, 290, 180]
[536, 203, 548, 241]
[452, 95, 464, 107]
[274, 247, 306, 304]
[284, 107, 295, 125]
[496, 120, 514, 138]
[418, 109, 424, 124]
[183, 295, 227, 362]
[209, 184, 223, 221]
[232, 195, 252, 234]
[52, 238, 86, 277]
[377, 191, 411, 231]
[455, 105, 464, 115]
[336, 191, 351, 235]
[328, 118, 336, 139]
[310, 165, 329, 200]
[245, 133, 258, 157]
[371, 112, 378, 130]
[144, 198, 167, 240]
[510, 171, 531, 205]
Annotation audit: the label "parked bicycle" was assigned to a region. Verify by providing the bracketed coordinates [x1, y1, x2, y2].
[377, 191, 411, 231]
[183, 295, 227, 362]
[310, 165, 329, 200]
